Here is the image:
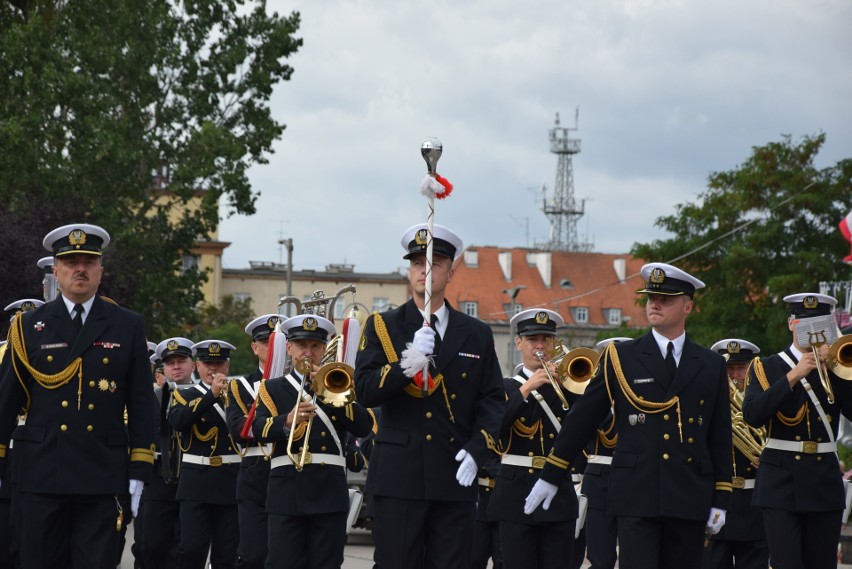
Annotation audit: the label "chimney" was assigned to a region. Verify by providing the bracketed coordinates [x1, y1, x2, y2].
[613, 258, 626, 283]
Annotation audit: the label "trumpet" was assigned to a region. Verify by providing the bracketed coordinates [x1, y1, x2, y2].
[534, 349, 571, 410]
[286, 357, 316, 471]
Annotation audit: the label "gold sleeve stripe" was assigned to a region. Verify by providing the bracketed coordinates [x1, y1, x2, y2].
[262, 417, 275, 439]
[546, 453, 570, 469]
[0, 444, 6, 458]
[258, 380, 278, 417]
[716, 482, 733, 492]
[373, 314, 399, 364]
[345, 404, 354, 421]
[131, 447, 155, 464]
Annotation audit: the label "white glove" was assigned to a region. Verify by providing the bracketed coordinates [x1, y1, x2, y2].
[524, 478, 559, 514]
[412, 326, 436, 356]
[706, 507, 726, 534]
[129, 479, 144, 518]
[455, 450, 477, 487]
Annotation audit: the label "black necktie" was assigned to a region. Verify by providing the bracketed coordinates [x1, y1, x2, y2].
[665, 341, 677, 384]
[72, 304, 84, 333]
[431, 314, 442, 355]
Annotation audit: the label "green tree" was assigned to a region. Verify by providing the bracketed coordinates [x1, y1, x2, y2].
[0, 0, 302, 337]
[631, 133, 852, 351]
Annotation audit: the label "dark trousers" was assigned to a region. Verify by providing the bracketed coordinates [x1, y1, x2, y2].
[0, 499, 12, 569]
[18, 492, 121, 569]
[372, 496, 475, 569]
[142, 498, 180, 569]
[761, 508, 842, 569]
[702, 538, 769, 569]
[571, 526, 586, 569]
[236, 499, 267, 569]
[617, 516, 705, 569]
[471, 519, 502, 569]
[266, 512, 347, 569]
[585, 508, 618, 569]
[498, 520, 574, 569]
[178, 500, 239, 569]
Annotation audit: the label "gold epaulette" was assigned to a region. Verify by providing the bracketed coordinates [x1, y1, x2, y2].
[131, 445, 156, 464]
[172, 389, 187, 406]
[257, 380, 278, 416]
[367, 408, 378, 435]
[230, 380, 249, 415]
[751, 357, 770, 391]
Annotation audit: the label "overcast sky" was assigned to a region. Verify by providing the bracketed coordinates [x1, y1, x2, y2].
[218, 0, 852, 275]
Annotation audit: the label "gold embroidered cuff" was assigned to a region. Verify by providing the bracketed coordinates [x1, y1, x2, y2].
[131, 447, 155, 464]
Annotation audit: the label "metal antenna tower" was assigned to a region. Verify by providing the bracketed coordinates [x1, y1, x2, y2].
[539, 109, 592, 252]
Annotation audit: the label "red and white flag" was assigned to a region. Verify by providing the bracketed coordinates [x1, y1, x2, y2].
[840, 210, 852, 264]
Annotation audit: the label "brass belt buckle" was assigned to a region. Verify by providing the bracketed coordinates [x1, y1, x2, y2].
[208, 455, 223, 467]
[302, 452, 312, 465]
[802, 441, 818, 454]
[531, 456, 546, 469]
[732, 476, 745, 489]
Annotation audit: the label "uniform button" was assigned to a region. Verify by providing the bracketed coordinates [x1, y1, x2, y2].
[699, 400, 705, 406]
[60, 425, 68, 432]
[449, 437, 455, 443]
[687, 457, 693, 463]
[663, 453, 669, 460]
[549, 433, 554, 439]
[426, 412, 432, 419]
[102, 358, 109, 364]
[88, 404, 94, 411]
[264, 456, 270, 461]
[688, 418, 694, 424]
[528, 452, 534, 457]
[817, 456, 823, 462]
[47, 355, 54, 362]
[817, 437, 823, 442]
[426, 435, 432, 441]
[663, 414, 670, 421]
[201, 418, 205, 422]
[795, 455, 801, 460]
[331, 416, 337, 421]
[61, 401, 69, 408]
[321, 446, 327, 451]
[461, 372, 467, 379]
[688, 437, 694, 444]
[663, 434, 670, 440]
[528, 469, 534, 474]
[87, 425, 93, 432]
[520, 417, 526, 422]
[320, 432, 326, 437]
[89, 381, 96, 387]
[795, 435, 801, 441]
[450, 394, 456, 400]
[746, 467, 753, 472]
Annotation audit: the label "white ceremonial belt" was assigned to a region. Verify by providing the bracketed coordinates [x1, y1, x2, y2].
[242, 445, 272, 457]
[154, 451, 162, 459]
[478, 477, 495, 489]
[764, 438, 837, 454]
[587, 455, 613, 465]
[270, 453, 345, 469]
[501, 454, 547, 470]
[731, 476, 755, 490]
[182, 454, 241, 467]
[572, 474, 582, 483]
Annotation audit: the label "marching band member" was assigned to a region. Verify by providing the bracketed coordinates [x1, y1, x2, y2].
[580, 337, 632, 569]
[253, 314, 372, 569]
[743, 293, 852, 569]
[227, 314, 281, 569]
[168, 339, 240, 569]
[525, 262, 733, 569]
[471, 452, 502, 569]
[703, 339, 768, 569]
[488, 309, 579, 569]
[0, 223, 157, 569]
[142, 337, 196, 569]
[354, 224, 504, 569]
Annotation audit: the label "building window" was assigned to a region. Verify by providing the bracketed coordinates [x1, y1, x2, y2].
[607, 308, 622, 326]
[372, 297, 389, 312]
[573, 307, 589, 324]
[503, 303, 524, 317]
[464, 250, 478, 267]
[181, 255, 199, 274]
[461, 301, 478, 318]
[233, 292, 251, 303]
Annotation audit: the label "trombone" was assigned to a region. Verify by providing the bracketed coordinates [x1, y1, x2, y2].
[535, 349, 571, 410]
[286, 357, 316, 471]
[811, 335, 852, 404]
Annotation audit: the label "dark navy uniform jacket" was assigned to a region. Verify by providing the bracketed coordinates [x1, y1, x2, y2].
[0, 296, 156, 493]
[709, 445, 764, 542]
[226, 368, 271, 505]
[489, 371, 579, 524]
[253, 372, 373, 516]
[540, 332, 733, 520]
[354, 299, 504, 503]
[743, 347, 852, 512]
[581, 414, 617, 512]
[169, 382, 239, 505]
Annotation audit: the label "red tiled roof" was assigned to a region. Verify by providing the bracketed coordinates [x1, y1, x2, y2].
[446, 247, 648, 328]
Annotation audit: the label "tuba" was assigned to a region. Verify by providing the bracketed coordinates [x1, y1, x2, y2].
[729, 379, 766, 466]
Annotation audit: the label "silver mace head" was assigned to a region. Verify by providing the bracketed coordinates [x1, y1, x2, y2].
[421, 138, 443, 175]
